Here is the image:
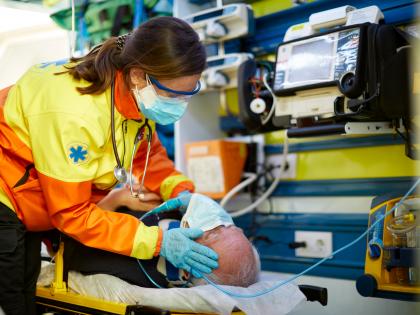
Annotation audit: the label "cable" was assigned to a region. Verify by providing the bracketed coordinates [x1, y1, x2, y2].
[200, 177, 420, 298]
[221, 134, 289, 218]
[220, 172, 258, 207]
[260, 72, 278, 126]
[395, 125, 408, 141]
[137, 259, 164, 289]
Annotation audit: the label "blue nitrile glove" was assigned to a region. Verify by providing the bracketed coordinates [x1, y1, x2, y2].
[167, 190, 192, 213]
[173, 190, 192, 213]
[160, 227, 219, 278]
[145, 191, 192, 218]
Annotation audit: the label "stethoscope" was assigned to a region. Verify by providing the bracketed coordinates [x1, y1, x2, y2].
[111, 81, 152, 199]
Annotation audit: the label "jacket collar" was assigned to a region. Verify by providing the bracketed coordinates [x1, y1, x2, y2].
[114, 71, 143, 120]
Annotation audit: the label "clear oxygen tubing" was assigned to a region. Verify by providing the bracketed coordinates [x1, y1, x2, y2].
[201, 177, 420, 298]
[136, 210, 165, 289]
[260, 72, 278, 126]
[137, 259, 164, 289]
[221, 133, 289, 218]
[137, 209, 193, 289]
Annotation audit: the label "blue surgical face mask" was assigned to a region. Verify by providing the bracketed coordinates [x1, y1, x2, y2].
[132, 76, 189, 125]
[181, 193, 234, 231]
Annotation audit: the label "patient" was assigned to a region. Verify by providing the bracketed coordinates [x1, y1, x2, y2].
[192, 225, 259, 287]
[63, 188, 260, 289]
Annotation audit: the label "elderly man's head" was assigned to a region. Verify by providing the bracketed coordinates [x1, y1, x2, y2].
[191, 225, 260, 287]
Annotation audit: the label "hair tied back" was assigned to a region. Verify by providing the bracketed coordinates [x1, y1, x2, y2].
[116, 33, 131, 51]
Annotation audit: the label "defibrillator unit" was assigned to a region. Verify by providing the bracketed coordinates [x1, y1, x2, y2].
[272, 22, 413, 128]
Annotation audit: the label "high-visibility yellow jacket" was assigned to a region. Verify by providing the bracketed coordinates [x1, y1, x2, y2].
[0, 62, 194, 259]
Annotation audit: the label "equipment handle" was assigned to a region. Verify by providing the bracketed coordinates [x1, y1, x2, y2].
[298, 285, 328, 306]
[287, 124, 345, 138]
[126, 305, 171, 315]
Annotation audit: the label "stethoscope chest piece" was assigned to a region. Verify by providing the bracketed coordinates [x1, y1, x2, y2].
[114, 166, 128, 184]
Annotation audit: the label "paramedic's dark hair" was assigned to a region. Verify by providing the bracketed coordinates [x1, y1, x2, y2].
[63, 16, 206, 95]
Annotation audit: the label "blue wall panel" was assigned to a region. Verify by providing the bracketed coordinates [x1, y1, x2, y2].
[235, 212, 368, 280]
[271, 177, 416, 197]
[265, 135, 405, 154]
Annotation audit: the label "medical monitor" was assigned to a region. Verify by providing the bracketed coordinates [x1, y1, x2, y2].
[273, 26, 363, 95]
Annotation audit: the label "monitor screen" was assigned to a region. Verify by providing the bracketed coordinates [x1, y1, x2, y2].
[274, 27, 361, 93]
[287, 38, 335, 85]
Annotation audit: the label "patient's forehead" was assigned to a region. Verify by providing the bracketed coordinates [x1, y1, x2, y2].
[197, 226, 247, 247]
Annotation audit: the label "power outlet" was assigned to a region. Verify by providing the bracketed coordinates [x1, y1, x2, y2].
[295, 231, 333, 258]
[266, 153, 297, 179]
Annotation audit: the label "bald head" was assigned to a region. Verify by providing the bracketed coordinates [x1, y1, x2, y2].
[194, 226, 260, 287]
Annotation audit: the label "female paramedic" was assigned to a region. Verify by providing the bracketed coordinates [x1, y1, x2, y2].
[0, 16, 218, 315]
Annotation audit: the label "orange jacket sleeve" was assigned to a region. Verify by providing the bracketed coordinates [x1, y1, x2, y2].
[37, 173, 162, 258]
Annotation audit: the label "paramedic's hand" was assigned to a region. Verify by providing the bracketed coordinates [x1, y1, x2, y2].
[160, 228, 218, 278]
[98, 185, 161, 211]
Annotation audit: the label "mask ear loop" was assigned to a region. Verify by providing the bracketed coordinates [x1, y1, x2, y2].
[145, 73, 153, 86]
[146, 74, 161, 100]
[133, 84, 142, 102]
[134, 79, 162, 107]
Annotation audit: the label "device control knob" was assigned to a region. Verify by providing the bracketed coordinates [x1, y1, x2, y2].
[206, 70, 229, 88]
[206, 20, 228, 38]
[368, 238, 383, 259]
[250, 98, 266, 114]
[196, 28, 206, 42]
[339, 71, 360, 98]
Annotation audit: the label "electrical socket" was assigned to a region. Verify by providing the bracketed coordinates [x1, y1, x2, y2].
[295, 231, 333, 258]
[266, 153, 297, 179]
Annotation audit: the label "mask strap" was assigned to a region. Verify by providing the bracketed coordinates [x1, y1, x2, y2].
[145, 74, 153, 85]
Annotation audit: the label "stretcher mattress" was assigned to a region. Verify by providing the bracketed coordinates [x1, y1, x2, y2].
[37, 263, 306, 315]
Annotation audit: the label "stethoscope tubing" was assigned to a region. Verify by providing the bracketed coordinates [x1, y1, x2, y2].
[111, 81, 152, 196]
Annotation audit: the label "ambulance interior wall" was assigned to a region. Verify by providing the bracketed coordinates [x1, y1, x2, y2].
[0, 5, 69, 89]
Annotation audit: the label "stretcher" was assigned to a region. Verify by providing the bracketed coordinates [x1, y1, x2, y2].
[36, 242, 328, 315]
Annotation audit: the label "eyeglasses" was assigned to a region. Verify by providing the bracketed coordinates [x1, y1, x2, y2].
[148, 75, 201, 100]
